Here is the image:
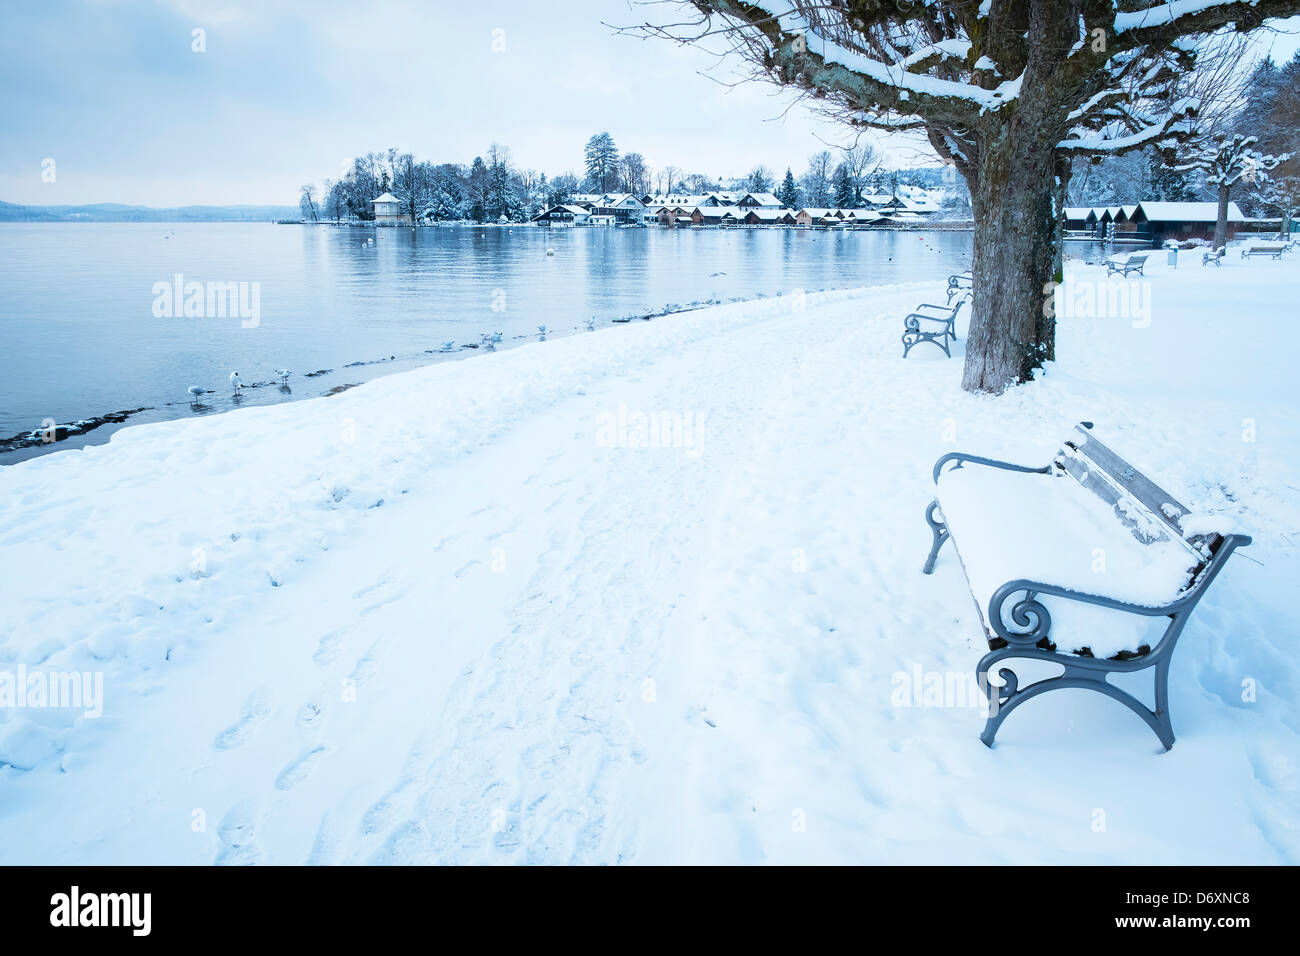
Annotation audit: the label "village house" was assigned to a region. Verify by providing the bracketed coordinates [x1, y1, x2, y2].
[690, 205, 744, 226]
[531, 204, 592, 225]
[794, 208, 835, 226]
[654, 205, 697, 226]
[1136, 201, 1244, 242]
[742, 208, 797, 226]
[1063, 207, 1098, 233]
[370, 192, 409, 225]
[588, 193, 648, 224]
[1062, 201, 1246, 242]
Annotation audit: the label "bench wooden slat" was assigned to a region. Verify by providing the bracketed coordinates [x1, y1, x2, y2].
[921, 423, 1251, 750]
[1058, 424, 1207, 558]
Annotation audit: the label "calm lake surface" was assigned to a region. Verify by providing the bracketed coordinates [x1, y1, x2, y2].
[1, 222, 986, 462]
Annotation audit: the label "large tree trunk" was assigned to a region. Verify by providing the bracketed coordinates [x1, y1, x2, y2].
[962, 136, 1059, 394]
[1214, 183, 1231, 249]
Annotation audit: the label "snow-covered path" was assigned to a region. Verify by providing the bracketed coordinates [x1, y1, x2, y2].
[2, 257, 1298, 864]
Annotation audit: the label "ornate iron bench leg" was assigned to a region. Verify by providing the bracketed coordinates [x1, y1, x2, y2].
[922, 500, 949, 573]
[976, 648, 1176, 750]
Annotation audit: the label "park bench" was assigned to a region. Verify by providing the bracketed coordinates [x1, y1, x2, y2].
[1104, 252, 1149, 277]
[1241, 244, 1285, 259]
[946, 271, 973, 304]
[921, 422, 1251, 750]
[902, 295, 968, 359]
[1201, 247, 1225, 267]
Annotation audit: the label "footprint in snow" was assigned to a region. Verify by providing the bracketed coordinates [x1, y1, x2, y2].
[313, 627, 349, 666]
[213, 688, 273, 751]
[297, 698, 327, 736]
[276, 745, 328, 791]
[215, 799, 264, 866]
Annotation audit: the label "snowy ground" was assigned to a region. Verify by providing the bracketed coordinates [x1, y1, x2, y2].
[1, 248, 1297, 864]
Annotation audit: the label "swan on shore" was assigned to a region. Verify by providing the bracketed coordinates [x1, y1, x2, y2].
[229, 371, 243, 390]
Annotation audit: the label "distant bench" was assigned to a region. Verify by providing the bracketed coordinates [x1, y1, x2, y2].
[921, 422, 1251, 750]
[946, 271, 973, 304]
[1104, 252, 1148, 277]
[1241, 243, 1287, 260]
[902, 295, 968, 359]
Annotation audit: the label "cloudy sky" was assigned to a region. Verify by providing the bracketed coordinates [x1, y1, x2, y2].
[2, 0, 1298, 207]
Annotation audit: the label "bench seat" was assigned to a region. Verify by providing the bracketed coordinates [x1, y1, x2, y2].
[937, 466, 1199, 658]
[921, 423, 1251, 749]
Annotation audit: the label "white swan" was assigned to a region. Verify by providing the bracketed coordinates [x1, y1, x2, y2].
[229, 371, 243, 390]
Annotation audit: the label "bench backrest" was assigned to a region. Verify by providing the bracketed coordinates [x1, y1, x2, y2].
[1127, 253, 1148, 265]
[1053, 423, 1218, 573]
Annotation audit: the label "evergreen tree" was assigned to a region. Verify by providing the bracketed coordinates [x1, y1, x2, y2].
[833, 164, 858, 208]
[747, 166, 773, 192]
[467, 156, 489, 223]
[584, 132, 620, 193]
[1148, 154, 1195, 202]
[776, 168, 800, 209]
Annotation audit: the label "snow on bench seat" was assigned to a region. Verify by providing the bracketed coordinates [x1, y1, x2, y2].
[937, 465, 1200, 659]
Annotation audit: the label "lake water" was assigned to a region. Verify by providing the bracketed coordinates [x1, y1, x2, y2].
[0, 222, 986, 462]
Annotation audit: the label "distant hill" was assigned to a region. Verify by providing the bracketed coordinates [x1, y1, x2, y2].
[0, 200, 299, 222]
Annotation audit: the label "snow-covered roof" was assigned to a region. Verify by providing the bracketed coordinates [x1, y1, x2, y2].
[745, 208, 795, 219]
[542, 204, 590, 216]
[897, 196, 940, 212]
[592, 194, 645, 208]
[371, 192, 400, 204]
[1138, 201, 1245, 223]
[741, 193, 782, 206]
[1063, 207, 1095, 219]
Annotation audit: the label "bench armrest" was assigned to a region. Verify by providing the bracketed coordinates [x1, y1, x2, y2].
[913, 302, 957, 316]
[905, 313, 955, 333]
[931, 451, 1052, 484]
[986, 533, 1251, 653]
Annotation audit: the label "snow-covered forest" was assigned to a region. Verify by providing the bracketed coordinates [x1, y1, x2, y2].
[302, 133, 971, 223]
[1068, 50, 1299, 216]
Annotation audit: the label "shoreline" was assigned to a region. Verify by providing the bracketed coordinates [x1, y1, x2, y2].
[0, 293, 784, 466]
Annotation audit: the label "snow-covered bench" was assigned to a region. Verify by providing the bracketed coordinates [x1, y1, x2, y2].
[921, 422, 1251, 750]
[1241, 244, 1286, 259]
[1104, 252, 1148, 277]
[901, 296, 968, 359]
[1201, 247, 1225, 267]
[946, 271, 973, 304]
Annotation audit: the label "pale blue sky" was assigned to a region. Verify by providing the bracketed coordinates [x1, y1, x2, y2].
[2, 1, 1297, 206]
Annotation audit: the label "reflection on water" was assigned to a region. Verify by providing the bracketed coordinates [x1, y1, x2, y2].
[0, 222, 979, 456]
